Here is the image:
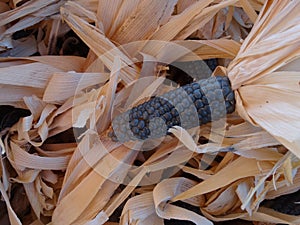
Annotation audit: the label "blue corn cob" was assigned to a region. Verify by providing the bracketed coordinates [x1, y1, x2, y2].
[110, 76, 235, 142]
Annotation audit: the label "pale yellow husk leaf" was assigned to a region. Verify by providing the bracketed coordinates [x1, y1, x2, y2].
[227, 0, 300, 158]
[1, 0, 299, 225]
[0, 56, 85, 105]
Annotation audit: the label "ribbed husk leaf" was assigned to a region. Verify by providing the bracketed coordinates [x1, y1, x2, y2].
[2, 0, 300, 225]
[227, 0, 300, 158]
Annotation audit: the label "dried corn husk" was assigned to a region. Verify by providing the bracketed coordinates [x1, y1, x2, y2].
[1, 0, 300, 225]
[227, 0, 300, 158]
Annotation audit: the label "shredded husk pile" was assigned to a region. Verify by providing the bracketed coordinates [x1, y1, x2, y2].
[0, 0, 300, 224]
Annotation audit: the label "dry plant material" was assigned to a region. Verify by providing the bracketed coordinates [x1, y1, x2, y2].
[0, 0, 300, 225]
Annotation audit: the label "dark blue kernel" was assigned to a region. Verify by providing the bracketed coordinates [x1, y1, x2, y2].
[163, 105, 170, 112]
[202, 96, 208, 105]
[204, 105, 211, 112]
[159, 98, 167, 104]
[129, 113, 133, 120]
[215, 76, 223, 82]
[142, 111, 148, 120]
[132, 127, 139, 134]
[200, 109, 208, 117]
[167, 101, 173, 106]
[145, 104, 151, 110]
[152, 102, 159, 109]
[154, 110, 160, 117]
[198, 113, 202, 120]
[166, 121, 173, 127]
[138, 105, 144, 110]
[222, 86, 231, 96]
[174, 120, 180, 126]
[138, 120, 145, 129]
[163, 112, 172, 121]
[193, 89, 202, 99]
[174, 116, 181, 125]
[226, 92, 235, 101]
[132, 111, 139, 119]
[225, 101, 231, 109]
[202, 117, 208, 124]
[225, 101, 235, 113]
[195, 99, 204, 109]
[159, 108, 165, 115]
[153, 98, 160, 103]
[185, 87, 193, 94]
[182, 98, 190, 108]
[161, 115, 167, 122]
[150, 101, 155, 107]
[192, 83, 200, 90]
[222, 79, 229, 87]
[188, 94, 195, 102]
[171, 108, 179, 116]
[147, 106, 155, 114]
[139, 129, 148, 139]
[207, 113, 212, 121]
[227, 105, 235, 113]
[130, 119, 139, 126]
[137, 110, 143, 118]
